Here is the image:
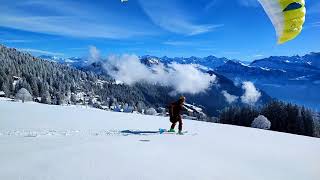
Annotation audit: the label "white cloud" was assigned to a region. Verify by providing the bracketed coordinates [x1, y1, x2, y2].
[205, 0, 219, 11]
[197, 47, 216, 52]
[163, 40, 213, 47]
[103, 54, 153, 86]
[311, 22, 320, 27]
[206, 0, 259, 9]
[222, 90, 239, 104]
[138, 0, 222, 35]
[241, 81, 261, 105]
[223, 51, 241, 55]
[238, 0, 260, 7]
[0, 39, 32, 43]
[19, 48, 64, 56]
[309, 2, 320, 14]
[102, 54, 216, 94]
[88, 46, 101, 64]
[168, 63, 216, 94]
[253, 54, 264, 58]
[163, 41, 194, 46]
[0, 0, 155, 39]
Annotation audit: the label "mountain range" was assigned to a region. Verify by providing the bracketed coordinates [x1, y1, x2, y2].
[40, 52, 320, 111]
[0, 45, 271, 118]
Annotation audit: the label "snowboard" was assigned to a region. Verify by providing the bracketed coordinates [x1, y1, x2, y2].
[159, 128, 188, 135]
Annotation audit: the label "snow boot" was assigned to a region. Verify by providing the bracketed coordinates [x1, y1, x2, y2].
[177, 130, 184, 135]
[168, 129, 175, 133]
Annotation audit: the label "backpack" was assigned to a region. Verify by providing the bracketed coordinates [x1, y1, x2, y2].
[167, 103, 176, 123]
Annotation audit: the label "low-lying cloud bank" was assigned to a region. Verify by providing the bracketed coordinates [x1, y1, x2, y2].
[86, 47, 261, 101]
[241, 81, 262, 105]
[96, 53, 216, 95]
[222, 90, 239, 104]
[222, 81, 261, 105]
[103, 54, 216, 94]
[88, 46, 101, 64]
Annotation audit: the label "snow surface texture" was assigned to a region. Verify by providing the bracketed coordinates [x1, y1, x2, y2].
[0, 99, 320, 180]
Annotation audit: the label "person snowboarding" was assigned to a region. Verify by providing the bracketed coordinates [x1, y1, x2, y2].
[168, 96, 186, 135]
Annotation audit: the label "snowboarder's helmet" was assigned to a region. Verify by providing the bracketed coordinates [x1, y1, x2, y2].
[179, 96, 186, 102]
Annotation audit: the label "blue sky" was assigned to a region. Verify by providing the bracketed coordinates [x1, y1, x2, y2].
[0, 0, 319, 61]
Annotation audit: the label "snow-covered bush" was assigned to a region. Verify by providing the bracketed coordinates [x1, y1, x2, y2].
[136, 101, 145, 113]
[113, 105, 122, 112]
[209, 117, 220, 123]
[198, 112, 207, 120]
[0, 91, 6, 97]
[156, 107, 166, 114]
[251, 115, 271, 130]
[15, 88, 32, 103]
[123, 106, 134, 113]
[145, 108, 157, 115]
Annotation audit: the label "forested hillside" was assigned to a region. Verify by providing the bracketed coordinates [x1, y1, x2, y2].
[0, 45, 147, 106]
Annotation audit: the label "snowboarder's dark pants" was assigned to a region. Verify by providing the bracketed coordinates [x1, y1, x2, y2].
[170, 116, 183, 131]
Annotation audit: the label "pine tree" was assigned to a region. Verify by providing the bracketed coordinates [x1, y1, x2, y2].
[71, 93, 77, 104]
[41, 89, 51, 104]
[1, 79, 11, 97]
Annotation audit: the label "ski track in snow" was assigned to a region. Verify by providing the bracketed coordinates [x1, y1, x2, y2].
[0, 129, 197, 137]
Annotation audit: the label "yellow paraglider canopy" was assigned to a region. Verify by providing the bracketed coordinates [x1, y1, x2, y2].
[258, 0, 306, 44]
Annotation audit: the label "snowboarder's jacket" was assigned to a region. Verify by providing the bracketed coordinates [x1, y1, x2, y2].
[168, 99, 184, 123]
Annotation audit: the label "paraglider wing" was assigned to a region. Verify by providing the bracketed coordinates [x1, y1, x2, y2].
[258, 0, 306, 44]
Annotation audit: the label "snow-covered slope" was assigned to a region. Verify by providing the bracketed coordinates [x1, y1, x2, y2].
[0, 100, 319, 180]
